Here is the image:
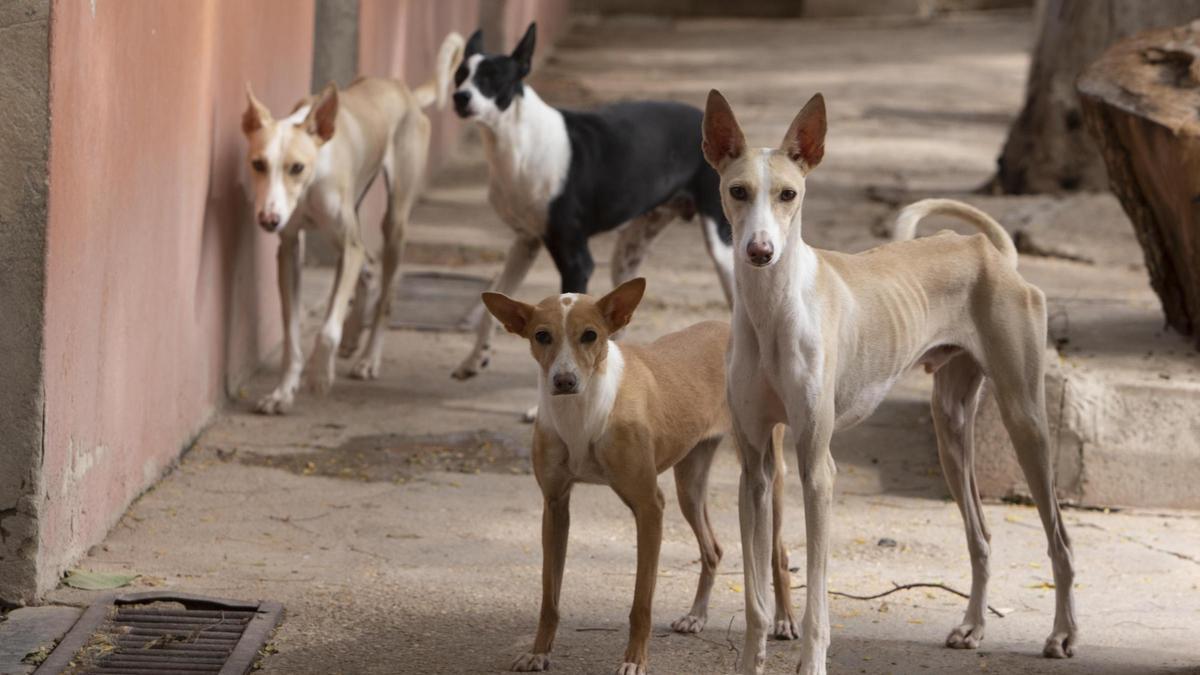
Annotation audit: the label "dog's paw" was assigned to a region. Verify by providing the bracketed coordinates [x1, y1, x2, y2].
[521, 405, 538, 424]
[350, 357, 381, 380]
[451, 354, 489, 380]
[671, 613, 706, 634]
[946, 622, 985, 649]
[772, 616, 800, 640]
[337, 341, 359, 359]
[1042, 629, 1077, 659]
[511, 652, 550, 672]
[254, 390, 294, 415]
[615, 662, 646, 675]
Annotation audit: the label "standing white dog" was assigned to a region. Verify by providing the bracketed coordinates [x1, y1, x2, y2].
[702, 90, 1077, 675]
[242, 34, 463, 413]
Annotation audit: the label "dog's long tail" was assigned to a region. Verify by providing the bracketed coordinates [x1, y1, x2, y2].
[893, 198, 1017, 266]
[413, 32, 466, 110]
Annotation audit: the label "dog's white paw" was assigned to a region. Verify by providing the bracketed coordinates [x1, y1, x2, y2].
[615, 662, 645, 675]
[451, 352, 490, 380]
[772, 616, 800, 640]
[671, 613, 706, 634]
[796, 657, 827, 675]
[521, 405, 538, 424]
[946, 622, 985, 649]
[254, 389, 294, 415]
[350, 357, 381, 380]
[511, 652, 550, 672]
[1042, 628, 1077, 658]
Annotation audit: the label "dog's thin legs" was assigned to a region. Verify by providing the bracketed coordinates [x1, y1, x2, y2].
[670, 437, 723, 635]
[931, 354, 990, 649]
[307, 218, 366, 395]
[452, 235, 541, 380]
[512, 482, 572, 672]
[545, 229, 595, 294]
[257, 232, 305, 414]
[700, 215, 734, 306]
[791, 405, 836, 675]
[611, 210, 674, 288]
[733, 419, 777, 675]
[983, 287, 1077, 659]
[353, 114, 430, 380]
[338, 260, 377, 359]
[610, 479, 665, 675]
[769, 424, 798, 640]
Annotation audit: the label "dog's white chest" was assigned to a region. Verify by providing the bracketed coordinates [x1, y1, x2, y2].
[482, 93, 571, 237]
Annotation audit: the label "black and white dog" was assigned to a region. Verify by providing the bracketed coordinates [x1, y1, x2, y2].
[450, 23, 734, 380]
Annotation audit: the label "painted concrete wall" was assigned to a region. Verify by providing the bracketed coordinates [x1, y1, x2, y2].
[0, 0, 51, 604]
[35, 0, 314, 597]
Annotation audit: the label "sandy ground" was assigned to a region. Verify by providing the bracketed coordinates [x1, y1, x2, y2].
[44, 12, 1200, 675]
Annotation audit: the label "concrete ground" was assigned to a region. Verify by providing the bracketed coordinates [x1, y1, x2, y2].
[26, 11, 1200, 675]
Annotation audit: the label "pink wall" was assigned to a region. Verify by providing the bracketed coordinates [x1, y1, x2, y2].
[39, 0, 314, 591]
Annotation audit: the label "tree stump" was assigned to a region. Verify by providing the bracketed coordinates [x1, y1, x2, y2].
[1078, 21, 1200, 347]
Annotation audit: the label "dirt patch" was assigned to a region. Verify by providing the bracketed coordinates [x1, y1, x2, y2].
[240, 430, 531, 483]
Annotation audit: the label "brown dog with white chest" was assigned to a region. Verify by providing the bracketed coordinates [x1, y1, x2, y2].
[483, 278, 793, 675]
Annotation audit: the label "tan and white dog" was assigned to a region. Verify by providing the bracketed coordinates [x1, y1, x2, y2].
[242, 33, 464, 414]
[483, 279, 794, 675]
[701, 90, 1078, 675]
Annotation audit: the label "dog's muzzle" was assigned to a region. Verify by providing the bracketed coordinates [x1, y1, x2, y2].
[453, 91, 473, 118]
[257, 212, 282, 233]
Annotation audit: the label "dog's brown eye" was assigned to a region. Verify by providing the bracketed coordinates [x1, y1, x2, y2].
[251, 159, 267, 173]
[580, 329, 597, 344]
[535, 330, 552, 345]
[289, 162, 305, 176]
[729, 185, 748, 201]
[780, 189, 797, 202]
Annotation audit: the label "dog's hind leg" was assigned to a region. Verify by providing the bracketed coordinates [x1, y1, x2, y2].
[981, 284, 1078, 659]
[611, 207, 675, 288]
[769, 424, 798, 640]
[670, 436, 723, 635]
[931, 353, 989, 649]
[453, 234, 541, 380]
[338, 259, 377, 359]
[352, 113, 430, 380]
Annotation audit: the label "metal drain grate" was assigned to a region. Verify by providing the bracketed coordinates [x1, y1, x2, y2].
[35, 591, 282, 675]
[389, 271, 490, 332]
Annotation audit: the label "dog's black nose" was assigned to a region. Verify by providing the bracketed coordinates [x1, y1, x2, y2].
[453, 91, 471, 116]
[552, 372, 578, 394]
[747, 239, 774, 266]
[258, 212, 281, 231]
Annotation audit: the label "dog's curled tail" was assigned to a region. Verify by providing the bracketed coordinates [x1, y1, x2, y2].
[414, 32, 466, 110]
[893, 198, 1017, 266]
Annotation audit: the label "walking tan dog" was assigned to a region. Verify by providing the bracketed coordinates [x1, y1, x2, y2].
[483, 279, 794, 675]
[701, 90, 1078, 675]
[242, 33, 464, 414]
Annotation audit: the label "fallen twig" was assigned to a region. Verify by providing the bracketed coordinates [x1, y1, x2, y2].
[790, 581, 1007, 618]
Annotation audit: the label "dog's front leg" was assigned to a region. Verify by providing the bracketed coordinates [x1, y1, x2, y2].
[513, 482, 572, 672]
[307, 226, 365, 395]
[256, 232, 304, 414]
[790, 398, 836, 675]
[610, 476, 665, 675]
[453, 235, 541, 380]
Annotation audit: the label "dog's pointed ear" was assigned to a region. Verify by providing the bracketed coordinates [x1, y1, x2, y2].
[596, 278, 646, 334]
[482, 292, 534, 336]
[465, 29, 484, 58]
[242, 83, 271, 135]
[702, 89, 746, 171]
[780, 93, 826, 174]
[511, 22, 536, 78]
[302, 83, 339, 144]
